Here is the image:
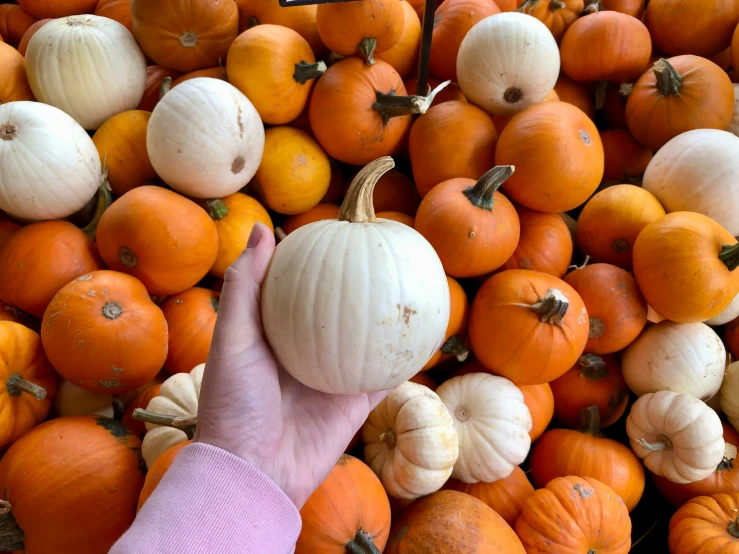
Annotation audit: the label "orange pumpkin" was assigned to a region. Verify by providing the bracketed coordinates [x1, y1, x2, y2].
[235, 0, 324, 55]
[653, 422, 739, 507]
[564, 263, 647, 354]
[296, 455, 391, 553]
[444, 466, 535, 528]
[625, 56, 734, 151]
[733, 23, 739, 77]
[550, 354, 629, 429]
[604, 83, 630, 129]
[137, 65, 181, 112]
[376, 210, 414, 226]
[669, 492, 739, 552]
[16, 17, 49, 57]
[518, 0, 584, 42]
[0, 221, 104, 319]
[554, 74, 595, 119]
[0, 322, 56, 451]
[131, 0, 239, 73]
[370, 169, 420, 215]
[727, 318, 739, 360]
[122, 382, 162, 438]
[282, 204, 339, 235]
[138, 440, 191, 511]
[601, 0, 644, 17]
[415, 166, 520, 278]
[17, 0, 97, 18]
[404, 76, 468, 106]
[41, 271, 168, 395]
[0, 416, 145, 554]
[227, 24, 324, 125]
[422, 276, 469, 370]
[97, 186, 219, 296]
[409, 101, 498, 198]
[490, 89, 560, 134]
[171, 66, 227, 86]
[92, 110, 156, 196]
[161, 288, 219, 375]
[95, 0, 132, 31]
[429, 0, 500, 81]
[633, 211, 739, 323]
[500, 206, 573, 278]
[0, 5, 37, 44]
[576, 184, 666, 270]
[385, 490, 526, 554]
[316, 0, 403, 63]
[469, 269, 589, 385]
[711, 46, 733, 71]
[309, 57, 412, 165]
[516, 476, 632, 553]
[376, 0, 421, 78]
[520, 382, 554, 441]
[560, 9, 651, 83]
[600, 129, 653, 182]
[0, 42, 34, 103]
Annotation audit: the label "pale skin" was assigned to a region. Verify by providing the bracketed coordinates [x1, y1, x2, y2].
[195, 222, 388, 508]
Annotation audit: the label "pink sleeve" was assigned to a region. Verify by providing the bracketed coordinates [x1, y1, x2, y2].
[110, 442, 302, 554]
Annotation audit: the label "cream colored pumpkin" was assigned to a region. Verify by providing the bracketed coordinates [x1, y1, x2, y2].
[728, 84, 739, 137]
[705, 293, 739, 326]
[141, 363, 204, 468]
[720, 361, 739, 431]
[25, 15, 146, 130]
[642, 129, 739, 236]
[0, 101, 101, 221]
[436, 372, 532, 483]
[261, 158, 450, 394]
[622, 321, 725, 400]
[626, 391, 725, 484]
[54, 380, 114, 418]
[363, 381, 458, 499]
[147, 78, 265, 199]
[457, 12, 560, 116]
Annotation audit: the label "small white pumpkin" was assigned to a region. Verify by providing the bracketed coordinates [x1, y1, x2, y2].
[363, 381, 458, 499]
[720, 361, 739, 431]
[622, 321, 725, 400]
[55, 380, 114, 418]
[705, 292, 739, 326]
[261, 157, 450, 394]
[147, 77, 265, 199]
[436, 372, 532, 484]
[0, 101, 101, 221]
[728, 83, 739, 137]
[25, 15, 146, 130]
[456, 12, 560, 116]
[141, 363, 203, 468]
[642, 129, 739, 237]
[626, 390, 725, 484]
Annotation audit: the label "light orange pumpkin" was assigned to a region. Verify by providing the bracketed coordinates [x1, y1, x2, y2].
[137, 65, 181, 112]
[554, 74, 595, 119]
[491, 89, 560, 134]
[235, 0, 324, 56]
[668, 492, 739, 552]
[137, 440, 191, 511]
[0, 5, 37, 44]
[520, 382, 554, 441]
[518, 0, 584, 42]
[600, 129, 653, 181]
[95, 0, 132, 31]
[376, 0, 421, 78]
[422, 276, 469, 371]
[16, 17, 49, 57]
[0, 42, 34, 103]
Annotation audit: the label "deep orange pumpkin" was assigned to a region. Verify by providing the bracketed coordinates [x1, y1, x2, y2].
[95, 0, 132, 31]
[415, 167, 520, 278]
[409, 370, 437, 390]
[409, 101, 498, 198]
[600, 129, 653, 182]
[171, 67, 227, 86]
[137, 65, 182, 112]
[0, 221, 104, 319]
[520, 382, 555, 441]
[321, 160, 346, 205]
[369, 169, 420, 215]
[0, 5, 37, 44]
[138, 440, 191, 511]
[97, 186, 219, 296]
[235, 0, 324, 55]
[122, 382, 161, 438]
[422, 276, 469, 370]
[131, 0, 239, 73]
[282, 204, 340, 236]
[0, 416, 145, 554]
[554, 74, 595, 120]
[469, 269, 589, 385]
[16, 17, 49, 57]
[17, 0, 96, 18]
[296, 455, 391, 553]
[376, 0, 421, 79]
[518, 0, 584, 42]
[669, 492, 739, 552]
[601, 0, 644, 17]
[604, 83, 630, 128]
[0, 42, 34, 103]
[727, 318, 739, 360]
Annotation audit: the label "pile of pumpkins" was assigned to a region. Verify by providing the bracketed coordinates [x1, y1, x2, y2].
[3, 0, 739, 551]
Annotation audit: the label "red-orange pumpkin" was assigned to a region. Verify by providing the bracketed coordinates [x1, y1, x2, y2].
[600, 128, 653, 182]
[422, 276, 469, 370]
[668, 492, 739, 552]
[0, 220, 21, 251]
[601, 0, 644, 17]
[371, 169, 420, 215]
[171, 66, 227, 86]
[138, 440, 191, 511]
[727, 317, 739, 360]
[16, 17, 49, 57]
[0, 5, 37, 44]
[137, 65, 182, 112]
[95, 0, 132, 31]
[376, 0, 421, 78]
[554, 74, 595, 119]
[520, 382, 555, 441]
[17, 0, 97, 18]
[282, 204, 340, 235]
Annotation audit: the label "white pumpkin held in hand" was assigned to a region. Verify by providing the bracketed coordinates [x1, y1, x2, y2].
[626, 390, 725, 484]
[261, 157, 450, 394]
[436, 372, 532, 483]
[147, 78, 265, 199]
[363, 381, 458, 499]
[25, 15, 146, 130]
[0, 102, 101, 221]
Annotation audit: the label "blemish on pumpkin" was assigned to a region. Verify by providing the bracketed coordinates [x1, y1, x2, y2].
[469, 231, 475, 238]
[95, 417, 132, 438]
[98, 379, 124, 389]
[231, 156, 246, 174]
[77, 274, 93, 281]
[87, 290, 96, 297]
[518, 257, 533, 269]
[573, 483, 593, 499]
[503, 87, 523, 104]
[112, 366, 124, 375]
[589, 317, 605, 339]
[237, 104, 244, 138]
[174, 299, 184, 305]
[337, 454, 350, 466]
[132, 448, 148, 476]
[179, 30, 199, 48]
[612, 238, 629, 253]
[402, 306, 417, 326]
[0, 123, 18, 141]
[119, 247, 138, 268]
[395, 524, 408, 541]
[579, 130, 592, 145]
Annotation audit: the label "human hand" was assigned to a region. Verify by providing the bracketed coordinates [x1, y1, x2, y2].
[195, 222, 388, 508]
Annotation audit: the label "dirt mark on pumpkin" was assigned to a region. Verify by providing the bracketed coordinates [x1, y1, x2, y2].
[573, 483, 593, 499]
[396, 304, 417, 326]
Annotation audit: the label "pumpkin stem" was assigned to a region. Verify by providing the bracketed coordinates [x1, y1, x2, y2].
[338, 157, 395, 223]
[132, 408, 197, 440]
[179, 30, 198, 48]
[6, 373, 46, 401]
[720, 244, 739, 270]
[275, 227, 287, 242]
[577, 406, 604, 436]
[357, 37, 378, 65]
[379, 428, 397, 449]
[82, 182, 113, 237]
[526, 289, 569, 327]
[159, 76, 172, 99]
[206, 198, 229, 220]
[0, 503, 24, 553]
[372, 80, 451, 125]
[719, 442, 738, 471]
[3, 304, 32, 324]
[653, 58, 682, 96]
[211, 297, 219, 313]
[636, 435, 673, 452]
[247, 15, 259, 28]
[517, 0, 541, 13]
[293, 60, 327, 85]
[102, 302, 123, 320]
[346, 528, 382, 554]
[578, 354, 608, 380]
[549, 0, 567, 10]
[441, 335, 469, 362]
[583, 0, 603, 12]
[462, 166, 515, 211]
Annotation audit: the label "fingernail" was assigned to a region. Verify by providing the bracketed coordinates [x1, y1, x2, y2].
[247, 222, 264, 249]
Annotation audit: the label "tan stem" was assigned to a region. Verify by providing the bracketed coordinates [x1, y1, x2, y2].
[462, 166, 515, 211]
[159, 76, 172, 99]
[653, 58, 682, 96]
[275, 227, 287, 242]
[372, 81, 451, 124]
[517, 0, 540, 12]
[441, 335, 469, 362]
[584, 0, 603, 11]
[515, 289, 569, 326]
[6, 373, 47, 400]
[636, 435, 673, 452]
[338, 157, 395, 223]
[132, 408, 197, 440]
[379, 429, 397, 449]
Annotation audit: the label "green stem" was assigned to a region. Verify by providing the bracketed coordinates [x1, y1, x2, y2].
[577, 354, 608, 380]
[206, 199, 229, 220]
[441, 335, 469, 362]
[357, 37, 377, 65]
[577, 406, 603, 437]
[6, 373, 46, 400]
[720, 244, 739, 270]
[653, 58, 682, 96]
[346, 529, 382, 554]
[211, 297, 220, 313]
[82, 182, 112, 237]
[462, 166, 515, 211]
[132, 408, 197, 440]
[293, 61, 327, 85]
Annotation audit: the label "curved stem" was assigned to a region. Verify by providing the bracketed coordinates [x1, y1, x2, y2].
[132, 409, 197, 440]
[583, 0, 603, 11]
[578, 354, 608, 380]
[357, 37, 377, 65]
[462, 166, 515, 211]
[372, 81, 451, 125]
[636, 435, 673, 452]
[577, 406, 603, 437]
[441, 335, 469, 362]
[159, 76, 172, 99]
[346, 529, 382, 554]
[6, 373, 47, 400]
[0, 504, 23, 553]
[293, 60, 327, 85]
[206, 198, 229, 220]
[653, 58, 682, 96]
[720, 244, 739, 270]
[516, 289, 569, 326]
[82, 182, 112, 237]
[338, 157, 395, 223]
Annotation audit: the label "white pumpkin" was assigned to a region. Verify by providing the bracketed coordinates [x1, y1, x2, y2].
[363, 381, 458, 499]
[0, 101, 101, 221]
[25, 15, 146, 130]
[720, 361, 739, 431]
[457, 12, 560, 116]
[55, 380, 114, 418]
[642, 129, 739, 236]
[147, 77, 265, 199]
[728, 83, 739, 137]
[261, 157, 449, 394]
[436, 372, 532, 484]
[622, 321, 725, 400]
[141, 363, 204, 468]
[626, 391, 725, 484]
[705, 292, 739, 326]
